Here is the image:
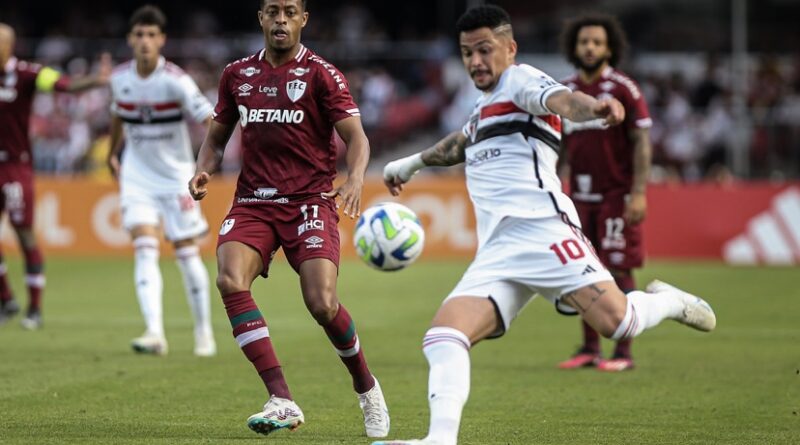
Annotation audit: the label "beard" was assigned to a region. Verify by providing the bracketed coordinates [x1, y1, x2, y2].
[577, 55, 609, 75]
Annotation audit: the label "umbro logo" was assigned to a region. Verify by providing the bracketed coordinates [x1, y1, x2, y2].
[305, 236, 324, 249]
[581, 265, 597, 275]
[238, 83, 253, 96]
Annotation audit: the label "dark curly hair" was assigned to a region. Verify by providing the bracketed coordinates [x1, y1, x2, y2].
[560, 14, 629, 68]
[129, 5, 167, 32]
[456, 4, 511, 35]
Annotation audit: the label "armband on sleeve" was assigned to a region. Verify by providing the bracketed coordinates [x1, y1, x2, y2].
[35, 67, 63, 92]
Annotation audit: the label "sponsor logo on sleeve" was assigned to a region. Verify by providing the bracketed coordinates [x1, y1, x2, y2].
[254, 188, 278, 199]
[240, 67, 261, 77]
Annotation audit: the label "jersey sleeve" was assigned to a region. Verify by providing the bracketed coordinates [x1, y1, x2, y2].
[622, 81, 652, 131]
[509, 65, 570, 115]
[212, 67, 239, 125]
[177, 74, 213, 123]
[316, 64, 360, 124]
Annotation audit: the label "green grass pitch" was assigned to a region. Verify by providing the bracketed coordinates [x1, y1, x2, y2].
[0, 257, 798, 444]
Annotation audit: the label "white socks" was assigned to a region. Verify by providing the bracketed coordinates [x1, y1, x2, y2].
[611, 290, 684, 340]
[133, 236, 163, 338]
[422, 327, 472, 445]
[175, 245, 213, 340]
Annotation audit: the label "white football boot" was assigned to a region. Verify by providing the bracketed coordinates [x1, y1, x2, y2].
[247, 396, 304, 435]
[359, 376, 390, 438]
[646, 280, 717, 332]
[131, 332, 168, 356]
[193, 330, 217, 357]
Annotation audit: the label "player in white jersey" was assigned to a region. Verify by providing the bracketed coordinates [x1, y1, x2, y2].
[375, 5, 716, 445]
[108, 5, 215, 357]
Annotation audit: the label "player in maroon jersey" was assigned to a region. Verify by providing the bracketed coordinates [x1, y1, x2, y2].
[556, 15, 653, 372]
[0, 23, 111, 329]
[188, 0, 389, 438]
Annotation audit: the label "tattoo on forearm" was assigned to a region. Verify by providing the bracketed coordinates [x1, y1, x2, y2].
[422, 133, 465, 166]
[562, 284, 607, 314]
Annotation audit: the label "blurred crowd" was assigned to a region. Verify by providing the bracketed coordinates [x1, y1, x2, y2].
[8, 1, 800, 181]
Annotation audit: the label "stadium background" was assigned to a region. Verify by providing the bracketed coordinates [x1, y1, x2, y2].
[1, 2, 799, 445]
[2, 0, 799, 265]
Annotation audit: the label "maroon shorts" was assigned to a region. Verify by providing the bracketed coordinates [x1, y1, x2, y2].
[0, 163, 35, 228]
[216, 195, 340, 277]
[574, 194, 643, 270]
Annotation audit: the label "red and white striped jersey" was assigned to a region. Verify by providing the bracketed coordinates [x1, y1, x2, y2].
[460, 64, 571, 246]
[110, 57, 212, 193]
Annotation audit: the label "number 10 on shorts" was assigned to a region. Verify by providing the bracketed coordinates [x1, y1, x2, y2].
[549, 239, 586, 265]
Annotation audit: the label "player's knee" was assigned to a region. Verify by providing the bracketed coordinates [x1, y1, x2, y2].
[597, 307, 627, 338]
[305, 291, 338, 324]
[215, 272, 247, 295]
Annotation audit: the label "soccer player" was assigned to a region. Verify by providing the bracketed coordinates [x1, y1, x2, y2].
[0, 22, 110, 329]
[107, 5, 216, 357]
[555, 15, 653, 372]
[188, 0, 390, 438]
[375, 6, 715, 445]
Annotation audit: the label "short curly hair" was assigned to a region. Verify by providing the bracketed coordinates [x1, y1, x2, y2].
[560, 14, 629, 68]
[261, 0, 306, 10]
[456, 4, 511, 35]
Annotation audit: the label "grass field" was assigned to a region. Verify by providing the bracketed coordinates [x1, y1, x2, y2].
[0, 257, 798, 444]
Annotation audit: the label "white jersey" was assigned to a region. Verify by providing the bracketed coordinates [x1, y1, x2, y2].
[110, 57, 212, 194]
[460, 64, 572, 247]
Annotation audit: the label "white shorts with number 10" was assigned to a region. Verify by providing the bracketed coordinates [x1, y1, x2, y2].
[446, 212, 613, 337]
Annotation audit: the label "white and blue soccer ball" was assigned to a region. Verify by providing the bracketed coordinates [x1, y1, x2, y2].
[354, 202, 425, 271]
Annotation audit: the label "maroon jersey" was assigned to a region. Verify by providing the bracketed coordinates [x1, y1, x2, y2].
[213, 45, 360, 204]
[561, 67, 651, 201]
[0, 58, 41, 165]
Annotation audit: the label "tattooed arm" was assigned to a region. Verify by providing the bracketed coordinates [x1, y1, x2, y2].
[383, 131, 467, 196]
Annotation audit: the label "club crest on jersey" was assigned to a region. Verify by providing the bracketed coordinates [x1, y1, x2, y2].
[240, 67, 261, 77]
[286, 79, 307, 102]
[140, 105, 153, 123]
[289, 67, 310, 77]
[220, 219, 235, 235]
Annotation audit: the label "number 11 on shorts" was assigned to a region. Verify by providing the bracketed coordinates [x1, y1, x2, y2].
[549, 239, 586, 265]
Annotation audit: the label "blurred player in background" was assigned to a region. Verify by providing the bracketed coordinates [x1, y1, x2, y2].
[188, 0, 389, 438]
[377, 5, 714, 445]
[556, 15, 653, 372]
[0, 22, 110, 330]
[107, 5, 216, 357]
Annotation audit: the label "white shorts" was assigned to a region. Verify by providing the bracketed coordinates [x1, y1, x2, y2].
[120, 190, 208, 241]
[446, 214, 613, 337]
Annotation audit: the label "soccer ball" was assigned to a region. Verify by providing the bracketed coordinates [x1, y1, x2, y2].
[354, 202, 425, 271]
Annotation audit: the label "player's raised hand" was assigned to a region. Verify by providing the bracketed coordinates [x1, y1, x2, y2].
[322, 176, 363, 218]
[593, 97, 625, 126]
[188, 171, 211, 201]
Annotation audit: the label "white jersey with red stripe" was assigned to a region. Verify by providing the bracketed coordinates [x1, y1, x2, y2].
[460, 64, 573, 247]
[110, 57, 212, 193]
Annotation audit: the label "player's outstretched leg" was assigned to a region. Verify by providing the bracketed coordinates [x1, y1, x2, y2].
[0, 252, 19, 326]
[645, 280, 716, 332]
[175, 245, 216, 356]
